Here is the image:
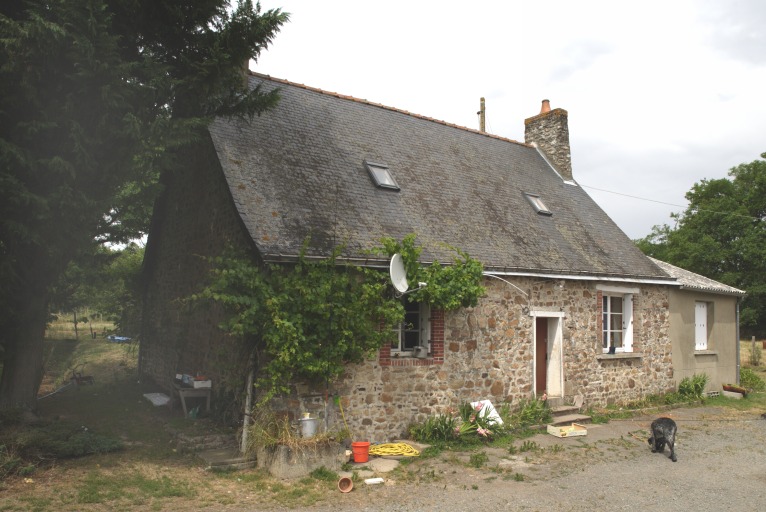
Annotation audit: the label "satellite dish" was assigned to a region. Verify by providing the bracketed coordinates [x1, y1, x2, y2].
[389, 253, 409, 293]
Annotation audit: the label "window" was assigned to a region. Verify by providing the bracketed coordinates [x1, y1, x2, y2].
[601, 292, 634, 353]
[392, 299, 430, 354]
[695, 301, 711, 350]
[524, 193, 552, 216]
[364, 160, 400, 190]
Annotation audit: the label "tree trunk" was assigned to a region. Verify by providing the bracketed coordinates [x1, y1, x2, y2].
[0, 291, 49, 412]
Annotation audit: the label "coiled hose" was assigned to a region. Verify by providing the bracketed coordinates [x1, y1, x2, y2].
[368, 442, 420, 457]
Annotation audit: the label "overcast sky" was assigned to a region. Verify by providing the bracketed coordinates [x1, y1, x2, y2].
[254, 0, 766, 240]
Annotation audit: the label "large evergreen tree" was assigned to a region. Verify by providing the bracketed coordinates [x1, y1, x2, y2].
[0, 0, 288, 411]
[636, 152, 766, 336]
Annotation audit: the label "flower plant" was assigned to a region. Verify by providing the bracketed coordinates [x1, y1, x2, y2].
[454, 402, 502, 441]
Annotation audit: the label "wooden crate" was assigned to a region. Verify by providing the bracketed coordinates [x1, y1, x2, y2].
[547, 423, 588, 438]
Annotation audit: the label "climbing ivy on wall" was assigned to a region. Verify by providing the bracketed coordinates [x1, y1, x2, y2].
[195, 234, 485, 404]
[194, 243, 403, 404]
[379, 233, 486, 311]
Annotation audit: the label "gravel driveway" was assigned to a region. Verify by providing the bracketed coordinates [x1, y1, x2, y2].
[304, 406, 766, 512]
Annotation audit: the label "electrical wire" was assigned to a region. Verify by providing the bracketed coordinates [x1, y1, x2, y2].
[581, 183, 763, 222]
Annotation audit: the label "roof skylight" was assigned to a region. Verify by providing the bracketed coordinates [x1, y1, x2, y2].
[524, 193, 552, 216]
[364, 160, 400, 191]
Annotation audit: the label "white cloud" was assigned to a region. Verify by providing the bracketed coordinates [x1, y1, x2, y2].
[256, 0, 766, 238]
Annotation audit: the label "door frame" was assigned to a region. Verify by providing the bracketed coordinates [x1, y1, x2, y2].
[531, 311, 565, 399]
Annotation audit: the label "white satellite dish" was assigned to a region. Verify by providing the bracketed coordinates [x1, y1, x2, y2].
[389, 253, 409, 293]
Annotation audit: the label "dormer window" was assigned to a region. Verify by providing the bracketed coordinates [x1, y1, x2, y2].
[364, 160, 400, 190]
[524, 193, 552, 216]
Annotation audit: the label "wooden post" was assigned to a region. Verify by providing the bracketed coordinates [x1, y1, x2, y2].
[753, 336, 757, 365]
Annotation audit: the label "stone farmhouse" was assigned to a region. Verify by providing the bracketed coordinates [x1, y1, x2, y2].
[140, 73, 744, 441]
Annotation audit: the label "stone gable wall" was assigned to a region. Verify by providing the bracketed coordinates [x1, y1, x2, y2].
[140, 137, 254, 392]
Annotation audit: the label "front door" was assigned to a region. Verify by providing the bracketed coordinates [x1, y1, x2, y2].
[535, 317, 548, 395]
[534, 315, 564, 399]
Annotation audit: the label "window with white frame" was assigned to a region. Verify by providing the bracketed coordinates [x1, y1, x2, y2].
[599, 286, 635, 353]
[392, 299, 430, 354]
[695, 301, 711, 350]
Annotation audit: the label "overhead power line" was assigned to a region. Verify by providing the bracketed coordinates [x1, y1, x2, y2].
[580, 183, 763, 222]
[580, 183, 688, 209]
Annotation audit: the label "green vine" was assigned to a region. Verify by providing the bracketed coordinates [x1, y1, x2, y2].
[379, 233, 486, 310]
[194, 234, 485, 404]
[193, 243, 403, 404]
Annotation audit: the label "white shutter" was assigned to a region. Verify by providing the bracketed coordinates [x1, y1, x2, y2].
[622, 294, 633, 352]
[695, 302, 708, 350]
[420, 302, 431, 350]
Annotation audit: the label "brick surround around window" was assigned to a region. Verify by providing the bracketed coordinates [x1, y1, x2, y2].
[379, 309, 445, 367]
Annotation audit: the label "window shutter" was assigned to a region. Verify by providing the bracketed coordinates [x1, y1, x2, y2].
[622, 294, 634, 351]
[420, 302, 431, 350]
[695, 302, 707, 350]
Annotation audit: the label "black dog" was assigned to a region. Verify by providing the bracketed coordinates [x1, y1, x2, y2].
[648, 417, 677, 462]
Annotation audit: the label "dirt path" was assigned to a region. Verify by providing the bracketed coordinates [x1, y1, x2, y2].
[303, 406, 766, 512]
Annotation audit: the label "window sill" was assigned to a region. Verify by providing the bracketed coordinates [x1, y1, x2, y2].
[596, 353, 642, 361]
[380, 356, 440, 367]
[694, 350, 718, 356]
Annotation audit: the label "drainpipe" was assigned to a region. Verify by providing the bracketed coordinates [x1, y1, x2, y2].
[736, 298, 741, 385]
[240, 348, 257, 454]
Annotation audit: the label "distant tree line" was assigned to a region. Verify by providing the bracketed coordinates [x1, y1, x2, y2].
[636, 152, 766, 338]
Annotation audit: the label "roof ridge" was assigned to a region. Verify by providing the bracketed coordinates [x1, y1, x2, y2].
[249, 71, 528, 148]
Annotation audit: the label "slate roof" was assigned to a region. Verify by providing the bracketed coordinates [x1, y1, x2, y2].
[649, 258, 745, 296]
[207, 73, 672, 281]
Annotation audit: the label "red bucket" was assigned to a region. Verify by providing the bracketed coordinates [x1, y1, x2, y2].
[351, 441, 370, 463]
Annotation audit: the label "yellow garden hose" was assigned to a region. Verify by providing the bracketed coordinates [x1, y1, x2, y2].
[368, 442, 420, 457]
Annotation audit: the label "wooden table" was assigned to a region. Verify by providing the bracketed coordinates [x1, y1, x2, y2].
[172, 382, 211, 417]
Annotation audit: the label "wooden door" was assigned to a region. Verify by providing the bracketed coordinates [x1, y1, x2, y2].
[535, 317, 548, 394]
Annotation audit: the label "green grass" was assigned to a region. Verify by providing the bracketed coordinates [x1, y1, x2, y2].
[75, 471, 196, 505]
[16, 496, 53, 512]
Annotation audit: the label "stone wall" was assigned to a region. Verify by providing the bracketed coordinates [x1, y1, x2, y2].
[140, 135, 255, 393]
[287, 277, 674, 443]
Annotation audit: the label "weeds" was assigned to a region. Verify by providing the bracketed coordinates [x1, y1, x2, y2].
[514, 397, 552, 427]
[0, 444, 33, 480]
[518, 440, 539, 453]
[740, 367, 766, 391]
[547, 444, 564, 454]
[244, 406, 336, 456]
[0, 418, 123, 480]
[309, 466, 338, 482]
[678, 373, 709, 400]
[410, 396, 550, 446]
[409, 413, 458, 442]
[468, 451, 489, 468]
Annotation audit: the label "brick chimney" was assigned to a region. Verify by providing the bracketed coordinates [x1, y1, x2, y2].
[524, 99, 573, 180]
